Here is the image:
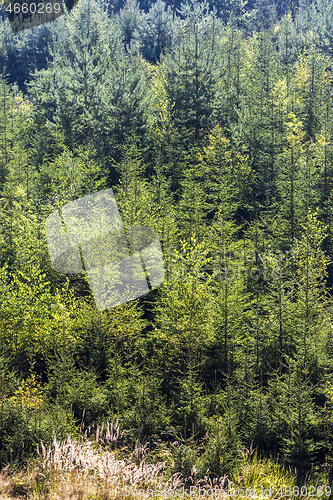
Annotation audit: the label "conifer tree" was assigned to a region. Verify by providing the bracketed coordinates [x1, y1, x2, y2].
[118, 0, 142, 47]
[215, 23, 246, 134]
[102, 47, 151, 165]
[134, 0, 173, 63]
[309, 0, 333, 58]
[274, 114, 319, 247]
[277, 13, 298, 97]
[28, 0, 124, 152]
[240, 28, 279, 213]
[292, 211, 330, 383]
[161, 0, 218, 144]
[153, 238, 214, 376]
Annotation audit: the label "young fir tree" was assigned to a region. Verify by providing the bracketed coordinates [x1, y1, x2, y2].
[133, 0, 173, 63]
[199, 126, 238, 221]
[146, 67, 178, 252]
[153, 237, 215, 440]
[291, 49, 330, 141]
[309, 0, 333, 58]
[0, 81, 39, 270]
[153, 238, 214, 378]
[113, 138, 156, 233]
[118, 0, 142, 48]
[54, 0, 114, 146]
[274, 114, 319, 247]
[276, 12, 298, 99]
[28, 0, 122, 151]
[240, 28, 280, 215]
[101, 47, 151, 168]
[161, 0, 218, 144]
[215, 23, 247, 139]
[258, 211, 330, 467]
[291, 211, 330, 384]
[176, 149, 208, 241]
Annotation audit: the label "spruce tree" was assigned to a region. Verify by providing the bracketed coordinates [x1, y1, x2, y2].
[118, 0, 142, 48]
[133, 0, 173, 63]
[161, 0, 218, 144]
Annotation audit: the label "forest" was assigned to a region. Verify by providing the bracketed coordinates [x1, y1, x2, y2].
[1, 0, 333, 497]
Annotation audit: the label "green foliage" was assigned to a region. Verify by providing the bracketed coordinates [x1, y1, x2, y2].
[0, 265, 82, 365]
[2, 0, 333, 486]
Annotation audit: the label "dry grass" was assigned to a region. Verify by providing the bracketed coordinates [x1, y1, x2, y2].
[0, 427, 327, 500]
[38, 435, 166, 487]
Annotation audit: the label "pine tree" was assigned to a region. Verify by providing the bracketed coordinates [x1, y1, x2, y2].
[309, 0, 333, 58]
[161, 0, 218, 144]
[118, 0, 142, 48]
[215, 23, 247, 135]
[134, 0, 173, 63]
[113, 138, 152, 229]
[153, 238, 214, 376]
[28, 0, 123, 151]
[240, 28, 280, 215]
[292, 211, 330, 384]
[274, 114, 320, 247]
[277, 12, 298, 97]
[101, 47, 151, 166]
[177, 149, 208, 241]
